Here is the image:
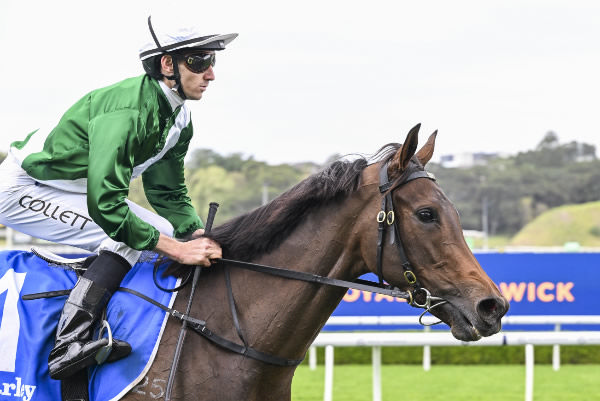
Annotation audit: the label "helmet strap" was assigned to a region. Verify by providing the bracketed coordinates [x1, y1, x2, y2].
[171, 57, 187, 100]
[163, 55, 187, 100]
[147, 16, 187, 100]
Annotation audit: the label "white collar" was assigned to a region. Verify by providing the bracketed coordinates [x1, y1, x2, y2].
[158, 80, 185, 110]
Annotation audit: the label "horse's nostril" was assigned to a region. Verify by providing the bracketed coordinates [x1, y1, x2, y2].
[477, 297, 507, 320]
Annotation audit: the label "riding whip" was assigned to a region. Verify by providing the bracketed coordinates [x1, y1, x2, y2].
[165, 202, 219, 400]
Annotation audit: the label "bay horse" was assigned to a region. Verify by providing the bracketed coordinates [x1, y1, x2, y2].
[123, 124, 508, 400]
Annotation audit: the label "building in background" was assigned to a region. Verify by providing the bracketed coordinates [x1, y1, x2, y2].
[439, 152, 500, 168]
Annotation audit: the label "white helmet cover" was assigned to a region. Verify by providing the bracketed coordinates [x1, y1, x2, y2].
[139, 16, 238, 60]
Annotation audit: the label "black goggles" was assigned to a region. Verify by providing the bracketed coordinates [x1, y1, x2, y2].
[181, 52, 216, 74]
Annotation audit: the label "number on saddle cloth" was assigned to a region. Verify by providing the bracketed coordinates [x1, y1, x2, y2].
[0, 249, 180, 401]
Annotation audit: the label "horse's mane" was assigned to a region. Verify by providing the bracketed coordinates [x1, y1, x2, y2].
[207, 144, 402, 260]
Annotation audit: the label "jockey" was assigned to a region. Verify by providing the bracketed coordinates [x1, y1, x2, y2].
[0, 17, 234, 379]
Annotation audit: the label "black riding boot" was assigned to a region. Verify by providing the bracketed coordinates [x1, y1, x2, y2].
[48, 251, 133, 380]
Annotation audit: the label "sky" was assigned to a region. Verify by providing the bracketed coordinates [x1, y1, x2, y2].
[0, 0, 598, 165]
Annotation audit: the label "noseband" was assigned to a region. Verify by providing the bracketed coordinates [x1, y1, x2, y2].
[376, 162, 448, 325]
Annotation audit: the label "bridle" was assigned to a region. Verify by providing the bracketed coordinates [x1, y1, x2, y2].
[376, 161, 448, 325]
[147, 161, 450, 380]
[21, 161, 451, 401]
[153, 160, 448, 326]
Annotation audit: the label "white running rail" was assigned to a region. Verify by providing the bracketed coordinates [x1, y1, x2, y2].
[311, 316, 600, 401]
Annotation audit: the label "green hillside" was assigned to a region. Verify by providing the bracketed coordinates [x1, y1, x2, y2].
[510, 201, 600, 247]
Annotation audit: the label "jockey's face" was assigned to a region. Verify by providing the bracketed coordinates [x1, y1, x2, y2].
[177, 52, 215, 100]
[161, 53, 216, 100]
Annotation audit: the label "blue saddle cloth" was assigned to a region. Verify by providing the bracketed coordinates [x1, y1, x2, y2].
[0, 249, 178, 401]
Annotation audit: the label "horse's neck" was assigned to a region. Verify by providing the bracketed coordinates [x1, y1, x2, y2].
[229, 194, 370, 361]
[154, 169, 382, 399]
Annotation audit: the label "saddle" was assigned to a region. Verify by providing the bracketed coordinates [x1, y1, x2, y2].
[31, 247, 90, 271]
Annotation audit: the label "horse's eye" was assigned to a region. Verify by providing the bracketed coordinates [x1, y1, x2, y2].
[416, 208, 436, 223]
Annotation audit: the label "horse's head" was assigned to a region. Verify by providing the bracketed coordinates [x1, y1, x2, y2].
[359, 124, 508, 341]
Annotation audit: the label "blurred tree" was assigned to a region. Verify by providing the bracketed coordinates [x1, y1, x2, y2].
[536, 131, 560, 150]
[127, 176, 153, 211]
[430, 133, 599, 236]
[182, 152, 314, 225]
[187, 165, 239, 224]
[127, 132, 600, 238]
[516, 132, 596, 168]
[186, 149, 223, 170]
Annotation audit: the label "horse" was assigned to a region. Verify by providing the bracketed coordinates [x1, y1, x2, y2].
[119, 124, 508, 400]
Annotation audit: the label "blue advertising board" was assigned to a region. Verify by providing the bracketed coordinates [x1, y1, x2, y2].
[327, 253, 600, 331]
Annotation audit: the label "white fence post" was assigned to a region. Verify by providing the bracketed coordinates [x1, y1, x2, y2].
[423, 325, 431, 371]
[552, 324, 560, 371]
[309, 346, 317, 371]
[6, 227, 13, 248]
[525, 344, 534, 401]
[313, 324, 600, 401]
[324, 345, 334, 401]
[372, 346, 382, 401]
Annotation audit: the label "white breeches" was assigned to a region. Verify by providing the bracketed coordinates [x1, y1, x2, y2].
[0, 155, 173, 266]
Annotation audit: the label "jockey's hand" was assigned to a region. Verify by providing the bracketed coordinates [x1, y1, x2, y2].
[177, 237, 222, 267]
[154, 233, 222, 267]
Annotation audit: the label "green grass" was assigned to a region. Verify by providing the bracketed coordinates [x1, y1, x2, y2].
[468, 235, 512, 250]
[292, 364, 600, 401]
[511, 201, 600, 247]
[308, 344, 600, 365]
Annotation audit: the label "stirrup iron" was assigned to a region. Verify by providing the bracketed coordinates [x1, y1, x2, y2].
[95, 319, 114, 364]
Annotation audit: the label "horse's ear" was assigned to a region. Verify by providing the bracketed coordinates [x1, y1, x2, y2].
[415, 130, 437, 166]
[389, 123, 420, 176]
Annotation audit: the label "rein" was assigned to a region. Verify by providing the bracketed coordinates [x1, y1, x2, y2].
[217, 258, 412, 299]
[22, 161, 451, 392]
[149, 161, 449, 371]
